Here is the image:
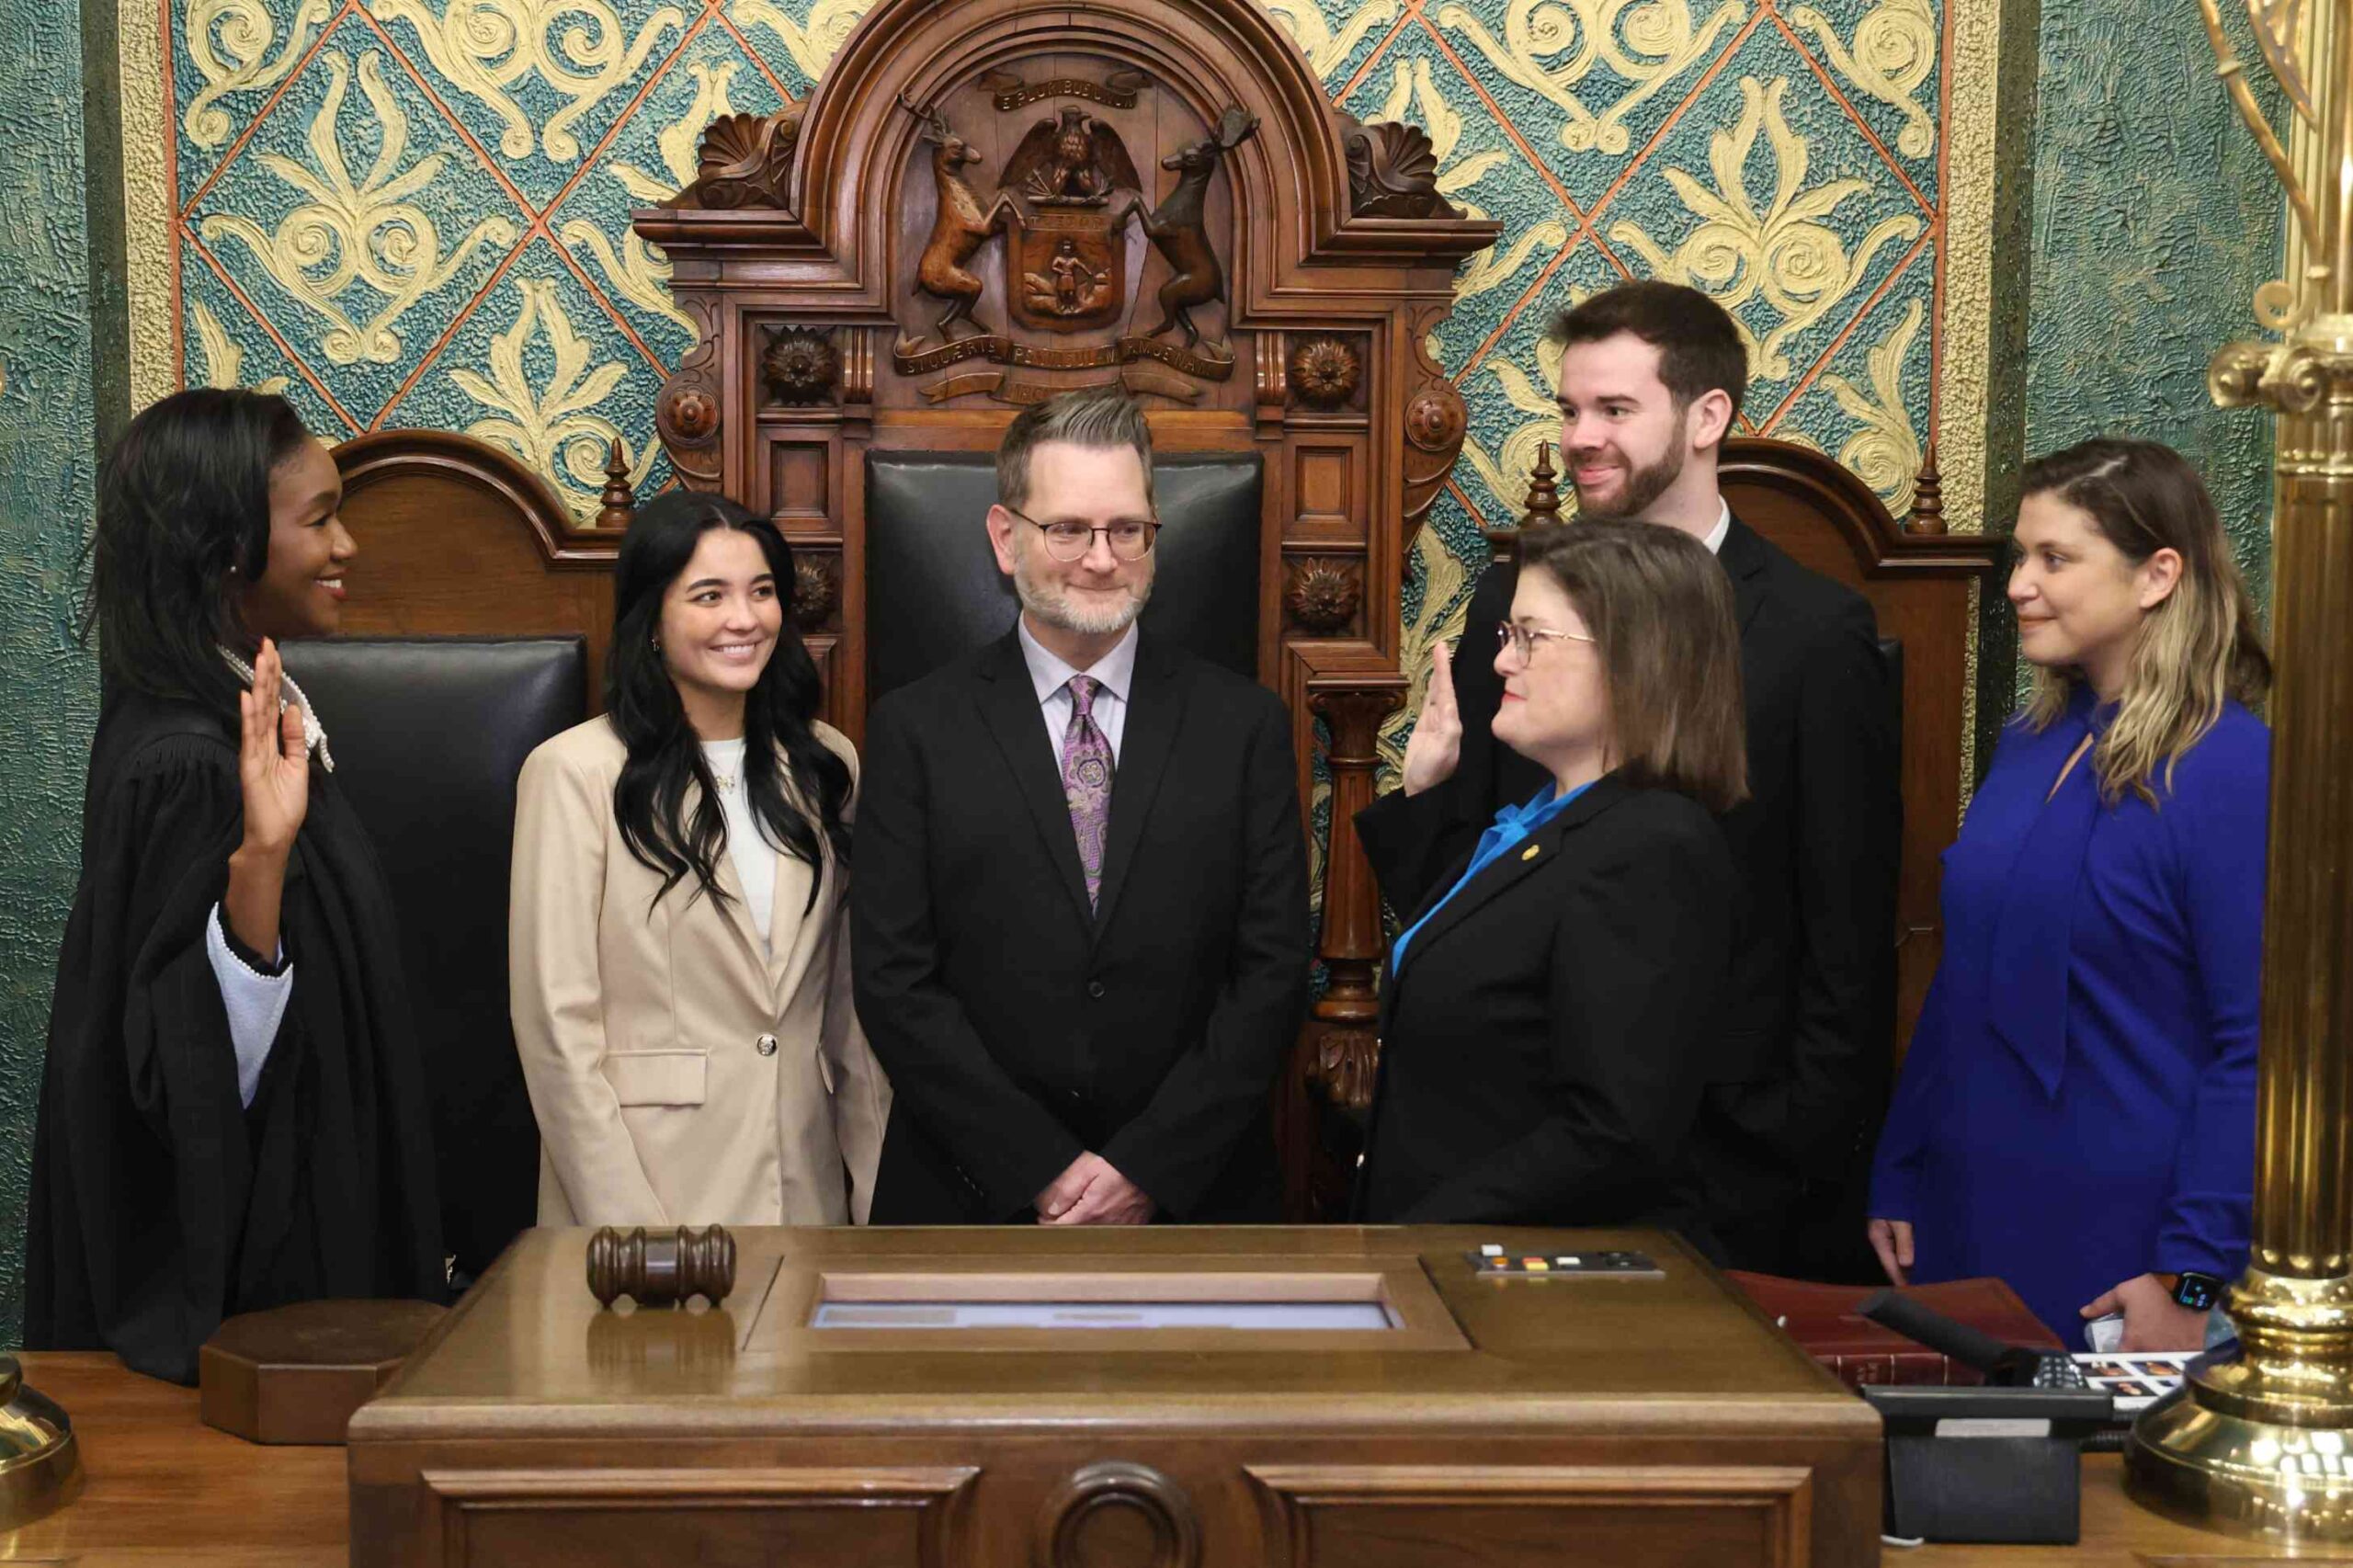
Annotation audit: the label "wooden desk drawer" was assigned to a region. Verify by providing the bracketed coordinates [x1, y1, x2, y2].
[1247, 1463, 1816, 1568]
[367, 1466, 976, 1568]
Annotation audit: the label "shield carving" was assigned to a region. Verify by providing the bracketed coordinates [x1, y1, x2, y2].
[998, 107, 1141, 334]
[1007, 207, 1127, 332]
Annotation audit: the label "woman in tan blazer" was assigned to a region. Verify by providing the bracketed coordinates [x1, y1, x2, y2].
[510, 493, 888, 1227]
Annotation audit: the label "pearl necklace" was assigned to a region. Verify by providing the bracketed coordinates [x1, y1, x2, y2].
[219, 647, 335, 773]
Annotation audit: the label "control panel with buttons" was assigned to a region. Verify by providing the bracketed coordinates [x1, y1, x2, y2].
[1466, 1245, 1664, 1279]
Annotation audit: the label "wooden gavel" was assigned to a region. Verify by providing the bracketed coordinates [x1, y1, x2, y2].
[585, 1224, 736, 1309]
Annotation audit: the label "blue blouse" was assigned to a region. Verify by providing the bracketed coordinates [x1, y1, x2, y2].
[1870, 685, 2268, 1346]
[1392, 780, 1592, 970]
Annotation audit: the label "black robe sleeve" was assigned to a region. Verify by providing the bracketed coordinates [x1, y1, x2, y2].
[27, 707, 444, 1384]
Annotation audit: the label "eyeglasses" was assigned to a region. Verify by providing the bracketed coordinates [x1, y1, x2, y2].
[1007, 506, 1160, 562]
[1496, 619, 1596, 661]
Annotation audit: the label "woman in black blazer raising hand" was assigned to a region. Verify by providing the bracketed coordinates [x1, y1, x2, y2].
[1355, 520, 1745, 1250]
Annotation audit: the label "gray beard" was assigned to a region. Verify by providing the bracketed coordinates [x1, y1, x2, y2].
[1014, 561, 1153, 636]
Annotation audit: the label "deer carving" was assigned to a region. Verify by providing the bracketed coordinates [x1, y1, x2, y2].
[1136, 107, 1258, 349]
[902, 96, 1008, 340]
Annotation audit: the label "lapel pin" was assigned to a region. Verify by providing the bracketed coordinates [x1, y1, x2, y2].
[1520, 844, 1541, 861]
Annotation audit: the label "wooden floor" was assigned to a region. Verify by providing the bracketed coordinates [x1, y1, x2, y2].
[0, 1351, 2329, 1566]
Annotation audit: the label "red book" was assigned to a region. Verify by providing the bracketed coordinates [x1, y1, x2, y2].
[1727, 1272, 2065, 1390]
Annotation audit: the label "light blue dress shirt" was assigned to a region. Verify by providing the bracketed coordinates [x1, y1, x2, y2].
[1390, 779, 1593, 970]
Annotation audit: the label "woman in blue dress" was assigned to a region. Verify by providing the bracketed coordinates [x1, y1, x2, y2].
[1869, 437, 2271, 1351]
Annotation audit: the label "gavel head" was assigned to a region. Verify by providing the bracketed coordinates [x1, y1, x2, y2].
[585, 1224, 737, 1310]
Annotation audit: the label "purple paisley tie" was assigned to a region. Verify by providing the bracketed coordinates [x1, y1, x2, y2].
[1062, 675, 1114, 910]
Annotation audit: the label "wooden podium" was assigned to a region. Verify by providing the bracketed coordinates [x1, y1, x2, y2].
[347, 1226, 1880, 1566]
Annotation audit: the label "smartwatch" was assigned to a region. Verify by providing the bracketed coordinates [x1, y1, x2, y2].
[2160, 1270, 2227, 1312]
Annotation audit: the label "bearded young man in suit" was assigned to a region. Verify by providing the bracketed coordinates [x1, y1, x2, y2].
[1361, 280, 1901, 1277]
[851, 387, 1311, 1226]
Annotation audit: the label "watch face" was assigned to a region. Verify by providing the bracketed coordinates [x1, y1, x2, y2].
[2175, 1273, 2223, 1312]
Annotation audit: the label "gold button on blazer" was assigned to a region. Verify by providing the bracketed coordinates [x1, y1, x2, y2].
[509, 716, 890, 1228]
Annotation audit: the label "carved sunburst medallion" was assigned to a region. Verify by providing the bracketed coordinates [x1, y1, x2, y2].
[763, 327, 841, 405]
[1288, 335, 1360, 409]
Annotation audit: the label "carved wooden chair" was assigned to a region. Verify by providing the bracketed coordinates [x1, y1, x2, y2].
[632, 0, 1498, 1216]
[307, 430, 623, 1277]
[1505, 438, 1998, 1061]
[320, 0, 1997, 1227]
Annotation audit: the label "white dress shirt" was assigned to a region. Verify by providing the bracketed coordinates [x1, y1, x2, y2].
[701, 736, 779, 949]
[1017, 618, 1139, 764]
[206, 646, 334, 1108]
[206, 904, 291, 1108]
[1702, 497, 1732, 555]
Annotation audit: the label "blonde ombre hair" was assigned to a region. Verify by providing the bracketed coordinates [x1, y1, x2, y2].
[2017, 437, 2270, 805]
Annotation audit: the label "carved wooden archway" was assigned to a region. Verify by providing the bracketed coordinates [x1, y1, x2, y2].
[635, 0, 1497, 1218]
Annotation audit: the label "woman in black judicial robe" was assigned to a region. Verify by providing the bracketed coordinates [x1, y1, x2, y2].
[27, 389, 445, 1384]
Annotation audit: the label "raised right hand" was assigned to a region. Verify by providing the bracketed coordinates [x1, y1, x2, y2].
[1400, 639, 1463, 798]
[1867, 1217, 1915, 1287]
[237, 637, 310, 859]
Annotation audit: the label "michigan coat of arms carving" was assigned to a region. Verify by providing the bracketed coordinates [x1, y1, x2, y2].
[895, 69, 1257, 403]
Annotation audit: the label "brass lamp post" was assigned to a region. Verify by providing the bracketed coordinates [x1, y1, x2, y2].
[2124, 0, 2353, 1540]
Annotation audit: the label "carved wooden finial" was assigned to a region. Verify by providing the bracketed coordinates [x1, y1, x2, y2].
[1908, 441, 1944, 534]
[1524, 440, 1563, 528]
[1478, 441, 1563, 562]
[597, 439, 635, 530]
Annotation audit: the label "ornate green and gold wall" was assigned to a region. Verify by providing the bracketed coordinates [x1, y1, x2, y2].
[116, 0, 2021, 783]
[2024, 0, 2281, 596]
[0, 0, 2279, 1335]
[0, 0, 103, 1344]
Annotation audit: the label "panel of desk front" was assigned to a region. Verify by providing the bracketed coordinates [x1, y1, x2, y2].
[347, 1225, 1881, 1567]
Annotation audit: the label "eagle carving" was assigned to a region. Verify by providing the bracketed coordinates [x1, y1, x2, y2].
[1001, 107, 1142, 207]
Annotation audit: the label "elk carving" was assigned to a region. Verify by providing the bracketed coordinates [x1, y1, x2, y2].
[1135, 107, 1257, 350]
[901, 96, 1009, 340]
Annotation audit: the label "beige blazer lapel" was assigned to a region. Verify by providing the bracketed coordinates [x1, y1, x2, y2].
[762, 843, 824, 1006]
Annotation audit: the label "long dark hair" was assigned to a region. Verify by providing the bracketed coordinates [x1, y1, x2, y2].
[608, 491, 851, 913]
[84, 387, 313, 711]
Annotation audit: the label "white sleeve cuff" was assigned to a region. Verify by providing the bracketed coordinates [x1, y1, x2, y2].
[207, 903, 293, 1108]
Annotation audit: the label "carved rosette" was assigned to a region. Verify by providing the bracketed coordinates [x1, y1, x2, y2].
[1401, 320, 1469, 544]
[789, 553, 838, 631]
[672, 108, 802, 210]
[1037, 1461, 1200, 1568]
[762, 326, 840, 405]
[1284, 557, 1361, 634]
[1346, 120, 1462, 220]
[1404, 385, 1465, 453]
[656, 296, 723, 489]
[1287, 334, 1360, 410]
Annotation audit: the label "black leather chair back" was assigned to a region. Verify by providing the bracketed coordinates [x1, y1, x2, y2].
[864, 452, 1263, 702]
[280, 636, 587, 1285]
